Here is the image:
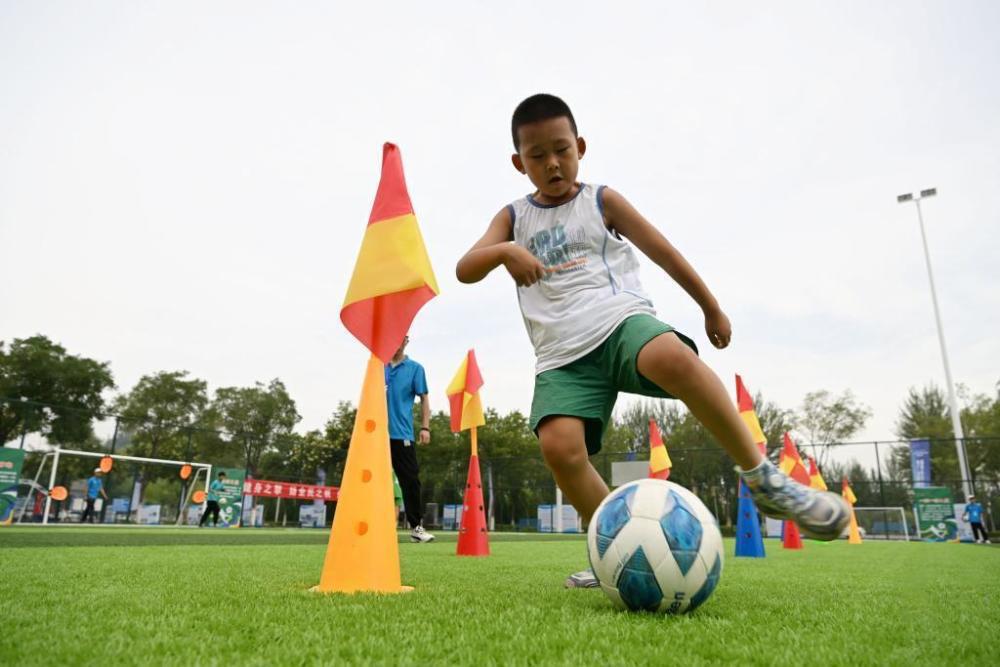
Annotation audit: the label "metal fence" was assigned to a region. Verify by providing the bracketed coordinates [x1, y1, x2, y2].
[418, 438, 1000, 535]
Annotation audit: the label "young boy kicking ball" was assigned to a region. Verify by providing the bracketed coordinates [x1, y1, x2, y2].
[456, 94, 849, 587]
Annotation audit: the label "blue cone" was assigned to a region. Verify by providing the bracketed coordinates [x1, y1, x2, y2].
[735, 480, 766, 558]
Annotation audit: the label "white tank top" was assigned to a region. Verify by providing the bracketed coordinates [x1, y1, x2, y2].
[509, 183, 657, 374]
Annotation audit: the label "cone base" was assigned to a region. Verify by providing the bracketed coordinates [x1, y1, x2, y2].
[309, 585, 414, 595]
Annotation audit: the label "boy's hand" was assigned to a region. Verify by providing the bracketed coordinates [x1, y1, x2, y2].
[705, 307, 732, 349]
[502, 245, 547, 287]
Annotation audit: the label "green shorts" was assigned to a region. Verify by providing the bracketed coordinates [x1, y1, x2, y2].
[529, 314, 698, 455]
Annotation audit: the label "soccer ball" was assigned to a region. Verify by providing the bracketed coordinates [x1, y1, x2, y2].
[219, 498, 228, 506]
[587, 478, 723, 614]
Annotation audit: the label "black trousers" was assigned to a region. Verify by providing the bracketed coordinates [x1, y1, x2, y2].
[200, 501, 221, 526]
[81, 498, 97, 523]
[390, 439, 423, 529]
[971, 522, 989, 541]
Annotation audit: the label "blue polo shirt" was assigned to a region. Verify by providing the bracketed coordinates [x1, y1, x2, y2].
[208, 479, 225, 503]
[966, 502, 983, 523]
[385, 357, 428, 441]
[86, 476, 103, 499]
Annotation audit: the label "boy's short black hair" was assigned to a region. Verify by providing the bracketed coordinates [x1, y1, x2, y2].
[511, 94, 578, 150]
[217, 471, 226, 478]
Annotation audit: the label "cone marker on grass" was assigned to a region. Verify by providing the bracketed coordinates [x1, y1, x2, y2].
[315, 143, 438, 594]
[447, 350, 489, 557]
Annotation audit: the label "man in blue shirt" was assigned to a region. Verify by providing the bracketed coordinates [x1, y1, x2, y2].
[199, 471, 227, 527]
[963, 495, 991, 544]
[81, 468, 108, 523]
[385, 334, 435, 543]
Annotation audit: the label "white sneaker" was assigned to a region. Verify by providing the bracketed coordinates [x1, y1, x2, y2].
[740, 460, 850, 541]
[410, 526, 435, 543]
[564, 569, 600, 589]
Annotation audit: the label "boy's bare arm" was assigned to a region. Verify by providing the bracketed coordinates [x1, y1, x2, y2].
[456, 208, 546, 286]
[603, 188, 732, 348]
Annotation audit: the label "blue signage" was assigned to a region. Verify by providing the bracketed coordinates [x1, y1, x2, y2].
[910, 439, 931, 488]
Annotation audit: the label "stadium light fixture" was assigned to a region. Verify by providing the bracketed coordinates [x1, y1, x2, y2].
[896, 188, 973, 499]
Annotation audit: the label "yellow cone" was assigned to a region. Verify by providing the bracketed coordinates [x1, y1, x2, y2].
[847, 510, 862, 545]
[842, 477, 862, 545]
[316, 355, 408, 593]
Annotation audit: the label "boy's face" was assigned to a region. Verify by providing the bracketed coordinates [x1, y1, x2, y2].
[512, 116, 586, 203]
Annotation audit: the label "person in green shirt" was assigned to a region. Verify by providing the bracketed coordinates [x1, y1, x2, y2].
[199, 471, 227, 527]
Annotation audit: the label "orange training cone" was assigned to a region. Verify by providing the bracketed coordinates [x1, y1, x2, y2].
[316, 355, 407, 593]
[842, 477, 862, 544]
[457, 429, 490, 556]
[448, 350, 490, 557]
[316, 143, 438, 593]
[783, 520, 804, 549]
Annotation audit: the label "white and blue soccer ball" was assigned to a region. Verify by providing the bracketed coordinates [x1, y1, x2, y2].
[587, 478, 723, 614]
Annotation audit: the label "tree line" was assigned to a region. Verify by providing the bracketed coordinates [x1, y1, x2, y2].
[2, 334, 998, 525]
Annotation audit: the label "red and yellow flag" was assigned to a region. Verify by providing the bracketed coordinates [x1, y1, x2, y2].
[447, 350, 485, 433]
[648, 419, 672, 480]
[340, 143, 439, 362]
[735, 375, 767, 455]
[779, 433, 811, 486]
[807, 456, 828, 491]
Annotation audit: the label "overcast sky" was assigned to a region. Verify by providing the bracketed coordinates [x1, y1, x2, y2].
[2, 1, 998, 459]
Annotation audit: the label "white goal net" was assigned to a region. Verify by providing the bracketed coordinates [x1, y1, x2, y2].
[853, 507, 911, 541]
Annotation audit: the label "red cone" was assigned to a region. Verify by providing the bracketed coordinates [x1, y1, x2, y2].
[782, 519, 803, 549]
[456, 455, 490, 556]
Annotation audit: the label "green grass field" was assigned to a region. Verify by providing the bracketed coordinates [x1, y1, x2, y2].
[1, 528, 997, 666]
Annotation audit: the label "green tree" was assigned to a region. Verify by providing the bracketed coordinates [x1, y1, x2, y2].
[890, 383, 979, 489]
[752, 391, 796, 460]
[795, 389, 872, 466]
[894, 384, 951, 440]
[960, 382, 1000, 482]
[0, 335, 114, 446]
[213, 379, 300, 476]
[113, 371, 210, 504]
[113, 371, 209, 461]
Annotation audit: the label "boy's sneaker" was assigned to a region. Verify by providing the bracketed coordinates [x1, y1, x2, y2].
[410, 526, 435, 543]
[564, 569, 600, 589]
[740, 459, 850, 541]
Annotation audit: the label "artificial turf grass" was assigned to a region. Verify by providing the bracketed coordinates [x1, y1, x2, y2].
[0, 529, 997, 666]
[0, 526, 580, 549]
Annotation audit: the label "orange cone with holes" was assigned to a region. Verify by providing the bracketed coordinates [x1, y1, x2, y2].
[456, 432, 490, 557]
[448, 350, 489, 556]
[315, 143, 439, 593]
[316, 356, 407, 592]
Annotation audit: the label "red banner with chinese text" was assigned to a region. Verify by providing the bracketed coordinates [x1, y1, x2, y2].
[242, 479, 339, 502]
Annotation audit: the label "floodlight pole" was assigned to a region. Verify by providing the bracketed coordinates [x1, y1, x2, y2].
[897, 189, 973, 499]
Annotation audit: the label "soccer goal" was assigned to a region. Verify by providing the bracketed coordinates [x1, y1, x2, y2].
[853, 507, 911, 541]
[16, 446, 211, 526]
